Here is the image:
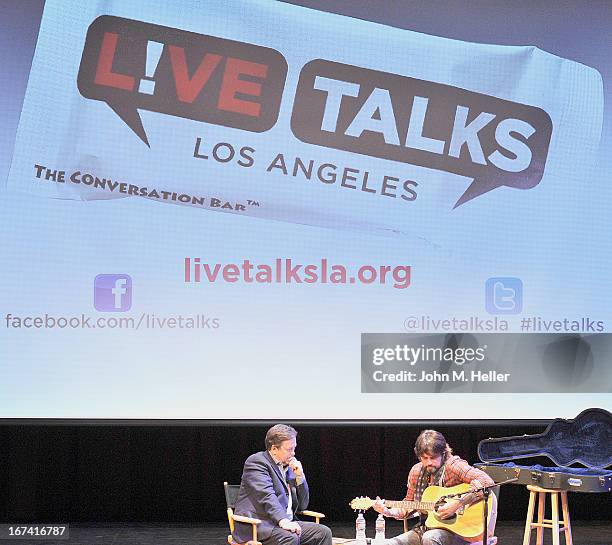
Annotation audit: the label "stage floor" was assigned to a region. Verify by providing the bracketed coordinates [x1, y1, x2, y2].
[7, 521, 611, 545]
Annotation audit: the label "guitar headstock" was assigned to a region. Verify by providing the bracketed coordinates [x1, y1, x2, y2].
[349, 496, 374, 511]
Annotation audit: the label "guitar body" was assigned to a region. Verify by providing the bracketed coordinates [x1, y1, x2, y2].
[349, 483, 497, 542]
[421, 483, 495, 542]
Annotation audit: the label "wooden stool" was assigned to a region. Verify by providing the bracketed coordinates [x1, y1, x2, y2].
[522, 485, 573, 545]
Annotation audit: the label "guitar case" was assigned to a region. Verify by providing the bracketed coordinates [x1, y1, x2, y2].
[476, 407, 612, 493]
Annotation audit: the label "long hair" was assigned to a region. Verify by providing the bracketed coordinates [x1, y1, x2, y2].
[414, 429, 453, 460]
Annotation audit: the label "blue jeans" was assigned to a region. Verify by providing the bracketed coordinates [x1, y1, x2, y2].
[384, 528, 468, 545]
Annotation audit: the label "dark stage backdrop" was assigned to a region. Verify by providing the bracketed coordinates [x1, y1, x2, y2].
[0, 423, 608, 523]
[2, 0, 611, 424]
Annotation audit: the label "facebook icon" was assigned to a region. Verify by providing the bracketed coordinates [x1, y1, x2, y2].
[94, 274, 132, 312]
[485, 277, 523, 314]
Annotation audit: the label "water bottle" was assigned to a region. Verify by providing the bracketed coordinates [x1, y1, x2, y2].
[374, 513, 386, 543]
[355, 512, 367, 544]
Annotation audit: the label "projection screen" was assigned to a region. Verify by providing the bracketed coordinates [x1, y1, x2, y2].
[1, 0, 610, 419]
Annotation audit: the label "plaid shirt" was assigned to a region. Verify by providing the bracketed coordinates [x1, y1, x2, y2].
[404, 455, 494, 501]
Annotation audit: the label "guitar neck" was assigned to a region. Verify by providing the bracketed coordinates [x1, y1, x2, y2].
[385, 499, 436, 512]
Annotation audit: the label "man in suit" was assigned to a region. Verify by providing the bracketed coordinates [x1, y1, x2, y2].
[233, 424, 332, 545]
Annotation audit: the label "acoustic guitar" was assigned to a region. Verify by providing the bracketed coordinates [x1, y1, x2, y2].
[349, 483, 495, 542]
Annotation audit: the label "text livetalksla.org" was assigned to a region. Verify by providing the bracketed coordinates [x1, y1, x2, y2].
[184, 258, 411, 289]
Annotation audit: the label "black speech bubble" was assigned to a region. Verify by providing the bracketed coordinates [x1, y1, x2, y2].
[78, 16, 288, 146]
[291, 59, 553, 207]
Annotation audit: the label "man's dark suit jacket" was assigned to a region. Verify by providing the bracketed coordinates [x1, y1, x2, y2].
[232, 450, 310, 543]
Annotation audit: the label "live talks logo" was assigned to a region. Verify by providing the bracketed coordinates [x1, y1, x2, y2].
[77, 16, 552, 207]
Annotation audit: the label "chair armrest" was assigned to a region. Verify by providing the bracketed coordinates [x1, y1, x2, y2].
[228, 537, 262, 545]
[232, 514, 262, 525]
[298, 510, 325, 521]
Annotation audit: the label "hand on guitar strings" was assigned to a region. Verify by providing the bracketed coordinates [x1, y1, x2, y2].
[372, 497, 411, 519]
[435, 498, 463, 520]
[372, 497, 386, 514]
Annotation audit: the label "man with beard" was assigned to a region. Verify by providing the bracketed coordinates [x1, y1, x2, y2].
[373, 430, 496, 545]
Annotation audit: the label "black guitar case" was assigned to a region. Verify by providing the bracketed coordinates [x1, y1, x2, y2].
[476, 408, 612, 493]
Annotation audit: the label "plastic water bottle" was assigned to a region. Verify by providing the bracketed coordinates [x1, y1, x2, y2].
[355, 512, 367, 544]
[374, 513, 386, 543]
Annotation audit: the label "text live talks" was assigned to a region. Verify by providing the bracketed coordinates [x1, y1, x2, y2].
[78, 16, 552, 208]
